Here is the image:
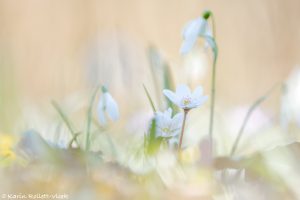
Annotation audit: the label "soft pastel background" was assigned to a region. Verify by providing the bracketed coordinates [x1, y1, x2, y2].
[0, 1, 300, 199]
[1, 0, 299, 133]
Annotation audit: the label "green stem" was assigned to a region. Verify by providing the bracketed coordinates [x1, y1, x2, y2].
[51, 100, 80, 148]
[208, 13, 218, 156]
[143, 84, 157, 113]
[230, 83, 279, 156]
[85, 86, 100, 151]
[208, 57, 217, 156]
[211, 13, 216, 40]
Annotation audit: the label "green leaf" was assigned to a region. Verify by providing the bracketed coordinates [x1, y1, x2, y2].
[148, 46, 164, 108]
[204, 35, 218, 62]
[143, 84, 157, 113]
[92, 118, 118, 158]
[85, 86, 100, 152]
[145, 118, 165, 155]
[230, 83, 280, 156]
[163, 64, 178, 114]
[51, 100, 80, 148]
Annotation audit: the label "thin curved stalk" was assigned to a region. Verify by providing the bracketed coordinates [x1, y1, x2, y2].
[230, 83, 279, 156]
[143, 84, 157, 113]
[178, 109, 189, 153]
[51, 100, 80, 148]
[208, 13, 218, 156]
[85, 86, 100, 151]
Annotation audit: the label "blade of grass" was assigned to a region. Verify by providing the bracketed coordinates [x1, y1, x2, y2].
[92, 118, 117, 158]
[68, 132, 82, 149]
[51, 100, 80, 148]
[85, 86, 100, 151]
[230, 83, 280, 156]
[143, 84, 157, 113]
[163, 64, 178, 113]
[148, 46, 163, 107]
[146, 118, 157, 155]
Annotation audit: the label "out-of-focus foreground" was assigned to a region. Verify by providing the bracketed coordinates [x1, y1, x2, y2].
[1, 0, 300, 199]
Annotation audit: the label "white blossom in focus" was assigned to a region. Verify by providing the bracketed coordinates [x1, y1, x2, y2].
[163, 84, 208, 110]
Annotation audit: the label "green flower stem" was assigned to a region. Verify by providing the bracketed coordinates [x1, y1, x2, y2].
[51, 100, 80, 148]
[208, 53, 217, 156]
[208, 12, 218, 157]
[85, 86, 100, 151]
[230, 83, 279, 156]
[178, 109, 189, 153]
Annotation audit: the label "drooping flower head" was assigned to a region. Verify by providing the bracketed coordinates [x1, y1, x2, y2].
[155, 108, 183, 138]
[97, 86, 119, 124]
[163, 84, 208, 110]
[180, 11, 214, 54]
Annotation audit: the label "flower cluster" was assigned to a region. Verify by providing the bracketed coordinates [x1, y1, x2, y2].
[150, 84, 208, 150]
[94, 11, 212, 153]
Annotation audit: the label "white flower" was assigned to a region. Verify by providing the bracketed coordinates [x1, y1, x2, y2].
[155, 108, 183, 138]
[281, 67, 300, 128]
[163, 84, 208, 110]
[97, 89, 119, 124]
[180, 17, 212, 54]
[215, 168, 245, 183]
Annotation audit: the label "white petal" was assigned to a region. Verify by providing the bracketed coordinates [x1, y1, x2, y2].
[105, 93, 119, 121]
[97, 97, 106, 124]
[182, 17, 203, 39]
[203, 35, 217, 52]
[176, 84, 191, 97]
[192, 86, 203, 99]
[163, 90, 179, 105]
[155, 129, 163, 137]
[180, 36, 198, 54]
[199, 20, 209, 36]
[165, 108, 173, 118]
[171, 113, 183, 130]
[185, 104, 197, 109]
[195, 95, 208, 107]
[204, 24, 212, 37]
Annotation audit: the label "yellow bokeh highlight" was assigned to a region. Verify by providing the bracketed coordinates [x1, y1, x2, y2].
[0, 134, 17, 164]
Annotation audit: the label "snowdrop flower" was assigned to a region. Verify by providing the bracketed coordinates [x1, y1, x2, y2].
[155, 108, 183, 138]
[281, 67, 300, 128]
[97, 86, 119, 124]
[180, 12, 212, 54]
[163, 84, 208, 110]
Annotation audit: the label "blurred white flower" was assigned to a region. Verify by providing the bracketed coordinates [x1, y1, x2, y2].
[180, 16, 212, 54]
[155, 108, 183, 138]
[281, 67, 300, 128]
[163, 84, 208, 110]
[215, 168, 245, 183]
[225, 106, 271, 135]
[97, 87, 119, 124]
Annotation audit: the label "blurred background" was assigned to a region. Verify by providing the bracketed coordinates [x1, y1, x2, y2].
[0, 0, 299, 133]
[1, 1, 300, 199]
